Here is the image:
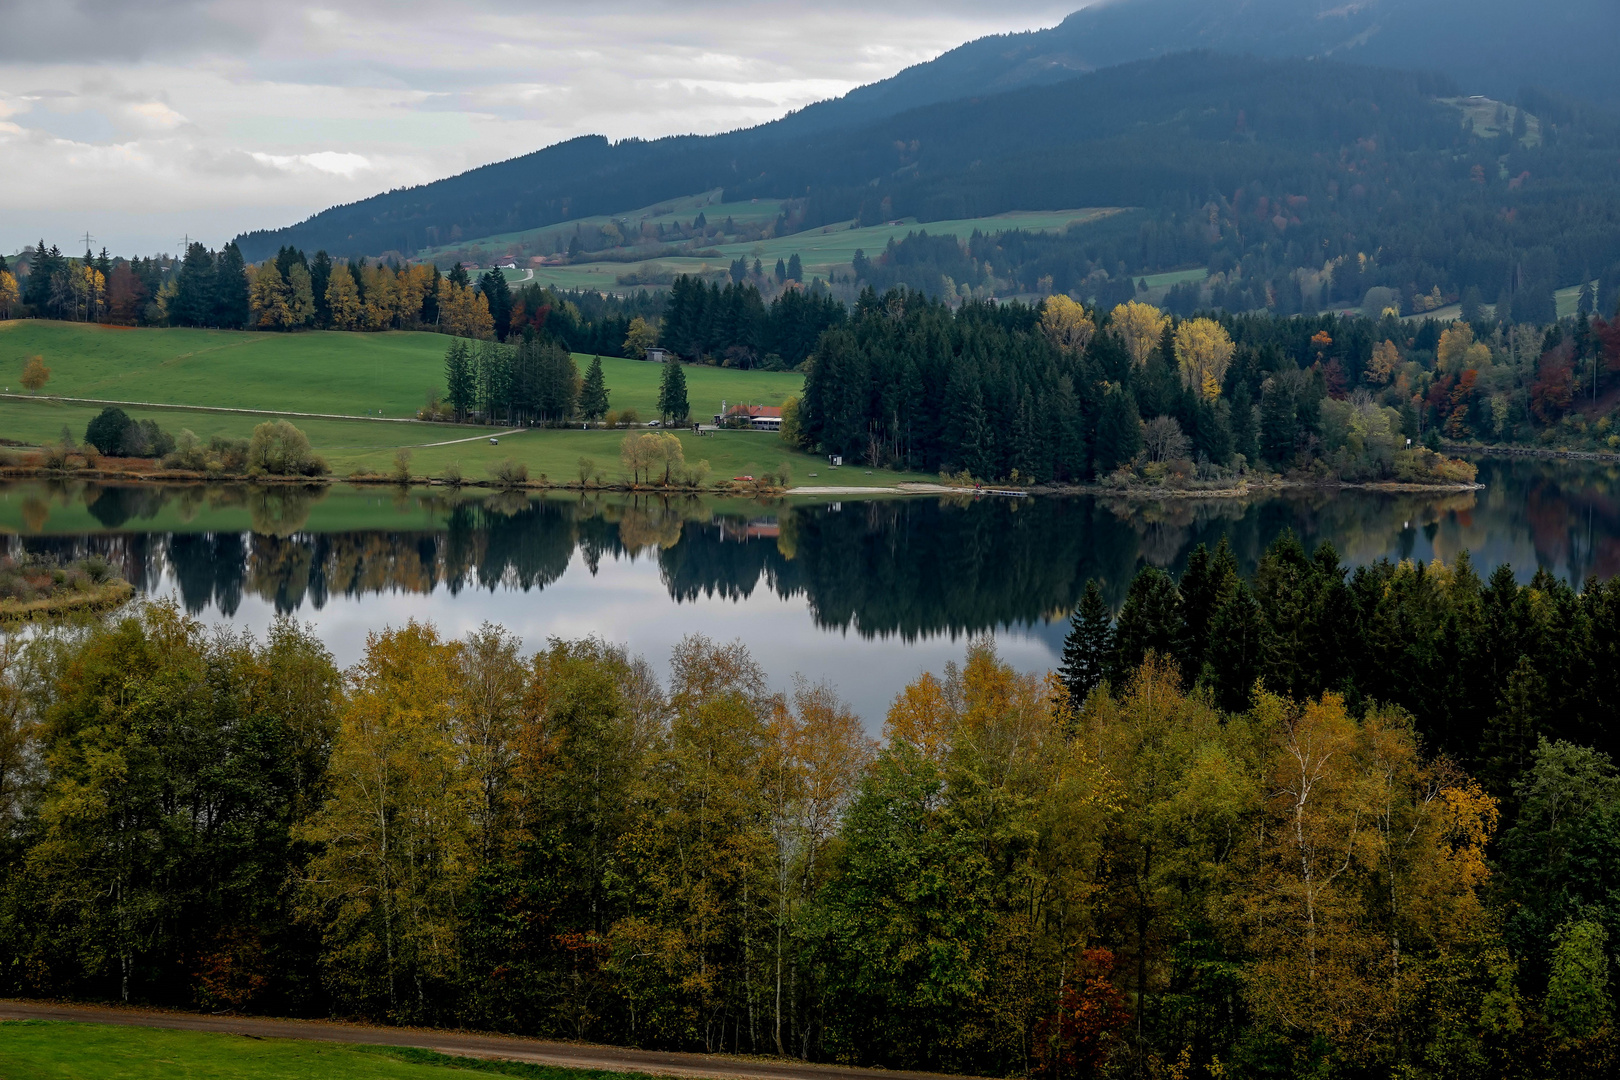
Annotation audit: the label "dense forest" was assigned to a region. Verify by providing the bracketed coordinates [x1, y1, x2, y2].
[4, 533, 1620, 1077]
[233, 53, 1620, 315]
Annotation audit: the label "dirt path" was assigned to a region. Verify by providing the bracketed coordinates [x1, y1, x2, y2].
[0, 1000, 968, 1080]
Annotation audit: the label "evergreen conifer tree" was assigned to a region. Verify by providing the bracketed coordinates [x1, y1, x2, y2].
[444, 340, 475, 418]
[310, 251, 333, 326]
[580, 355, 610, 421]
[1203, 581, 1267, 712]
[658, 355, 689, 424]
[1059, 580, 1114, 704]
[1093, 388, 1143, 474]
[1110, 566, 1184, 686]
[212, 242, 250, 329]
[787, 254, 803, 282]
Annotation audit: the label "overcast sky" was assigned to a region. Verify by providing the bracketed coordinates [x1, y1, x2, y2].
[0, 1, 1080, 256]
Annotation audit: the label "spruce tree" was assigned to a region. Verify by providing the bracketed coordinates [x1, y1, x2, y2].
[444, 340, 475, 418]
[1110, 567, 1184, 686]
[1059, 580, 1114, 705]
[1229, 382, 1258, 463]
[658, 355, 689, 424]
[580, 355, 610, 421]
[1093, 387, 1143, 474]
[1178, 539, 1238, 683]
[212, 242, 250, 329]
[787, 253, 803, 282]
[310, 251, 333, 326]
[1203, 581, 1267, 712]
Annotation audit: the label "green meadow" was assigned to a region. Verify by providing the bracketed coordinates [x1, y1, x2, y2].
[0, 1020, 654, 1080]
[0, 321, 918, 489]
[523, 208, 1123, 292]
[0, 398, 907, 490]
[0, 322, 802, 422]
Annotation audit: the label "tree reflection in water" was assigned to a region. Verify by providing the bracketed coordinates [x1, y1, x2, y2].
[6, 456, 1620, 640]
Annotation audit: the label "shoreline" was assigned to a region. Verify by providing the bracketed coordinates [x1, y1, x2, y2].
[0, 466, 1484, 499]
[0, 580, 135, 622]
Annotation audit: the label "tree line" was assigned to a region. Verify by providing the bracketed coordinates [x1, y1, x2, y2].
[4, 536, 1620, 1077]
[784, 287, 1620, 484]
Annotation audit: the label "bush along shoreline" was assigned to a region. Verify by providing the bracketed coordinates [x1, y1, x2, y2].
[0, 553, 133, 621]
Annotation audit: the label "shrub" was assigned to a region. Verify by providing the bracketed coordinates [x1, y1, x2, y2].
[246, 420, 328, 477]
[209, 436, 250, 474]
[84, 408, 174, 458]
[163, 429, 210, 472]
[392, 448, 413, 483]
[442, 461, 463, 486]
[488, 458, 528, 487]
[85, 407, 134, 455]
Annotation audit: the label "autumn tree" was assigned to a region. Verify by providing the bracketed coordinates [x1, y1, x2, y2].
[1041, 295, 1096, 355]
[1174, 317, 1235, 399]
[1367, 339, 1401, 385]
[624, 316, 658, 360]
[325, 264, 361, 331]
[297, 622, 475, 1020]
[20, 355, 49, 393]
[1110, 301, 1169, 367]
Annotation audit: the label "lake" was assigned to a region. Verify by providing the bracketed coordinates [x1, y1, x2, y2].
[5, 456, 1619, 725]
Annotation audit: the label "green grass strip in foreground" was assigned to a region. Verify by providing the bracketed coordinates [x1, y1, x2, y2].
[0, 1020, 671, 1080]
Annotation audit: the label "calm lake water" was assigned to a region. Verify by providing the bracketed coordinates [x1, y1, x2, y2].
[5, 457, 1619, 724]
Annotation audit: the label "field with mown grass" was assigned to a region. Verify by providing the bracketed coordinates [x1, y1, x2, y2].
[0, 396, 915, 492]
[0, 322, 803, 421]
[0, 1020, 651, 1080]
[523, 208, 1123, 292]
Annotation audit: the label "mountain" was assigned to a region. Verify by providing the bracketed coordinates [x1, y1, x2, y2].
[234, 49, 1620, 317]
[238, 53, 1460, 262]
[773, 0, 1619, 138]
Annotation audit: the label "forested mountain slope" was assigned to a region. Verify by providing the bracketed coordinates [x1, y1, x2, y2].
[774, 0, 1619, 138]
[238, 53, 1620, 312]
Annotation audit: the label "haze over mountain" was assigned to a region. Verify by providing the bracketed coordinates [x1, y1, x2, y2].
[776, 0, 1619, 137]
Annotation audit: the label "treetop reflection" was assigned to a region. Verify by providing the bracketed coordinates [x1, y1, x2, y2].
[5, 457, 1620, 640]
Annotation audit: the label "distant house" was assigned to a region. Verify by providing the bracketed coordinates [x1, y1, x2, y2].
[644, 347, 668, 363]
[714, 403, 783, 431]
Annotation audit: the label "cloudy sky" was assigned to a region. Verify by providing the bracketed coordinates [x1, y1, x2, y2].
[0, 1, 1080, 256]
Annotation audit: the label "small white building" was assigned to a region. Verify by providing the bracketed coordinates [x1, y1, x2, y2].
[644, 347, 669, 363]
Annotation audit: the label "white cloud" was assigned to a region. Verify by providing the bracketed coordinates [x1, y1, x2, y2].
[0, 2, 1084, 254]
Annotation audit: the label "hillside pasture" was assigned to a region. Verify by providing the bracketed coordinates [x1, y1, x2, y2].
[523, 208, 1124, 293]
[0, 322, 802, 422]
[0, 395, 909, 492]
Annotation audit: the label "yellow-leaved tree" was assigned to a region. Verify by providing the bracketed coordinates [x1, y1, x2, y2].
[1173, 317, 1236, 399]
[20, 355, 50, 393]
[439, 282, 494, 340]
[1367, 339, 1401, 385]
[1438, 322, 1493, 373]
[1232, 691, 1500, 1066]
[1110, 301, 1170, 366]
[624, 316, 658, 360]
[297, 622, 477, 1019]
[248, 262, 291, 328]
[0, 270, 17, 317]
[1040, 295, 1096, 355]
[325, 265, 361, 331]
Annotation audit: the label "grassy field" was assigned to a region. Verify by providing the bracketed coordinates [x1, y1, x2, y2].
[0, 321, 908, 489]
[0, 322, 802, 421]
[523, 209, 1124, 293]
[0, 1020, 654, 1080]
[417, 189, 786, 267]
[0, 396, 912, 491]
